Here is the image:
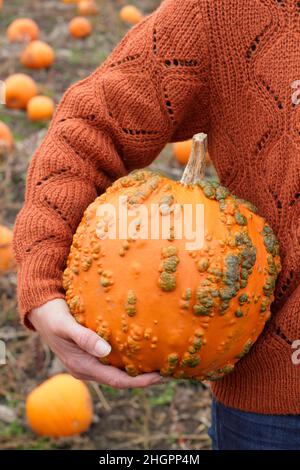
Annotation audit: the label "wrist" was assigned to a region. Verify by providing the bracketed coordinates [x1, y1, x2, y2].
[28, 299, 67, 327]
[28, 307, 43, 328]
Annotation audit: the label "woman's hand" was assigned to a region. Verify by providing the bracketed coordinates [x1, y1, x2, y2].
[29, 299, 163, 388]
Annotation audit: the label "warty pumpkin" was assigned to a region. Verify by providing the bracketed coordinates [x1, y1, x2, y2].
[0, 121, 14, 157]
[63, 134, 281, 381]
[69, 17, 92, 38]
[26, 374, 93, 438]
[21, 40, 55, 69]
[27, 95, 55, 122]
[0, 225, 15, 272]
[7, 18, 40, 43]
[119, 5, 143, 25]
[5, 73, 38, 110]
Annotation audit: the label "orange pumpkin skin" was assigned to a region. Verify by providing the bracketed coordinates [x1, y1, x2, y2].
[119, 5, 143, 25]
[7, 18, 40, 43]
[0, 122, 14, 156]
[21, 41, 55, 69]
[27, 96, 55, 122]
[69, 17, 92, 38]
[5, 74, 38, 110]
[173, 140, 212, 167]
[0, 225, 15, 272]
[173, 140, 193, 166]
[63, 168, 281, 381]
[77, 0, 98, 15]
[26, 374, 93, 438]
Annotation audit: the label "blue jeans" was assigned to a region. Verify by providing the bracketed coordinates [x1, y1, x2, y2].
[209, 398, 300, 450]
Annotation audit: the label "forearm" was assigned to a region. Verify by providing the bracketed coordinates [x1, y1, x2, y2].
[13, 0, 210, 326]
[13, 85, 128, 325]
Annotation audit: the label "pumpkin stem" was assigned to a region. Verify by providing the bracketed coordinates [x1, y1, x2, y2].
[180, 133, 207, 185]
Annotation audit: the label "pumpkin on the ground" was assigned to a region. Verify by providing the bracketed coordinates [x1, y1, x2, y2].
[77, 0, 98, 15]
[27, 96, 55, 122]
[119, 5, 143, 25]
[26, 374, 93, 438]
[7, 18, 39, 42]
[5, 73, 38, 110]
[0, 225, 15, 272]
[173, 140, 193, 166]
[21, 40, 55, 69]
[173, 139, 211, 167]
[0, 122, 14, 157]
[63, 134, 281, 381]
[69, 17, 92, 38]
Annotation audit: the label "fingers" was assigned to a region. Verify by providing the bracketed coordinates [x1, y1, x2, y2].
[69, 323, 111, 358]
[32, 299, 164, 389]
[91, 361, 164, 388]
[63, 351, 163, 388]
[99, 367, 164, 389]
[46, 303, 111, 358]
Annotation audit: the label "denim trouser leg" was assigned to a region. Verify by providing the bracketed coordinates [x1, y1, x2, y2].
[209, 398, 300, 450]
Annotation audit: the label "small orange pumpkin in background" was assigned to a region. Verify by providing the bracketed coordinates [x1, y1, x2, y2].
[0, 0, 3, 12]
[26, 374, 93, 438]
[119, 5, 143, 25]
[5, 73, 38, 110]
[77, 0, 98, 15]
[6, 18, 40, 43]
[0, 122, 14, 157]
[173, 140, 193, 166]
[173, 139, 212, 167]
[27, 95, 55, 122]
[69, 16, 92, 38]
[63, 133, 281, 381]
[0, 225, 15, 272]
[21, 40, 55, 69]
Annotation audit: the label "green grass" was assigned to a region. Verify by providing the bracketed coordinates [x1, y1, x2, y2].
[0, 113, 14, 125]
[129, 382, 177, 405]
[0, 110, 48, 142]
[26, 437, 57, 450]
[100, 384, 120, 398]
[0, 414, 58, 449]
[148, 382, 176, 407]
[69, 47, 108, 67]
[3, 395, 19, 409]
[0, 421, 25, 438]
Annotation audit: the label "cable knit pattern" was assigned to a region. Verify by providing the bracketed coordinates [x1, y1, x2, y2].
[13, 0, 300, 414]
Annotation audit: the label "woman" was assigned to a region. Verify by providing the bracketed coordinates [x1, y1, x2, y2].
[13, 0, 300, 449]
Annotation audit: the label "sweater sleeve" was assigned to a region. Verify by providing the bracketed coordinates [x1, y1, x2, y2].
[13, 0, 210, 326]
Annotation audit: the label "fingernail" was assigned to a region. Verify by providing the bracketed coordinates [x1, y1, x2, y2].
[94, 340, 111, 357]
[153, 375, 169, 385]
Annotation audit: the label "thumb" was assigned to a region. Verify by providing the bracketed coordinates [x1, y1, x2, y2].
[70, 323, 111, 358]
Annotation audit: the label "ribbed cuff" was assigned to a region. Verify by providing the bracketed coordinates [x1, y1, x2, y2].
[17, 246, 68, 330]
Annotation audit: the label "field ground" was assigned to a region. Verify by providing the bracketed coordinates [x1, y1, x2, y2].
[0, 0, 214, 450]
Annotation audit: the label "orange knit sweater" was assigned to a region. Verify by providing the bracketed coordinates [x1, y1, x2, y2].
[13, 0, 300, 414]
